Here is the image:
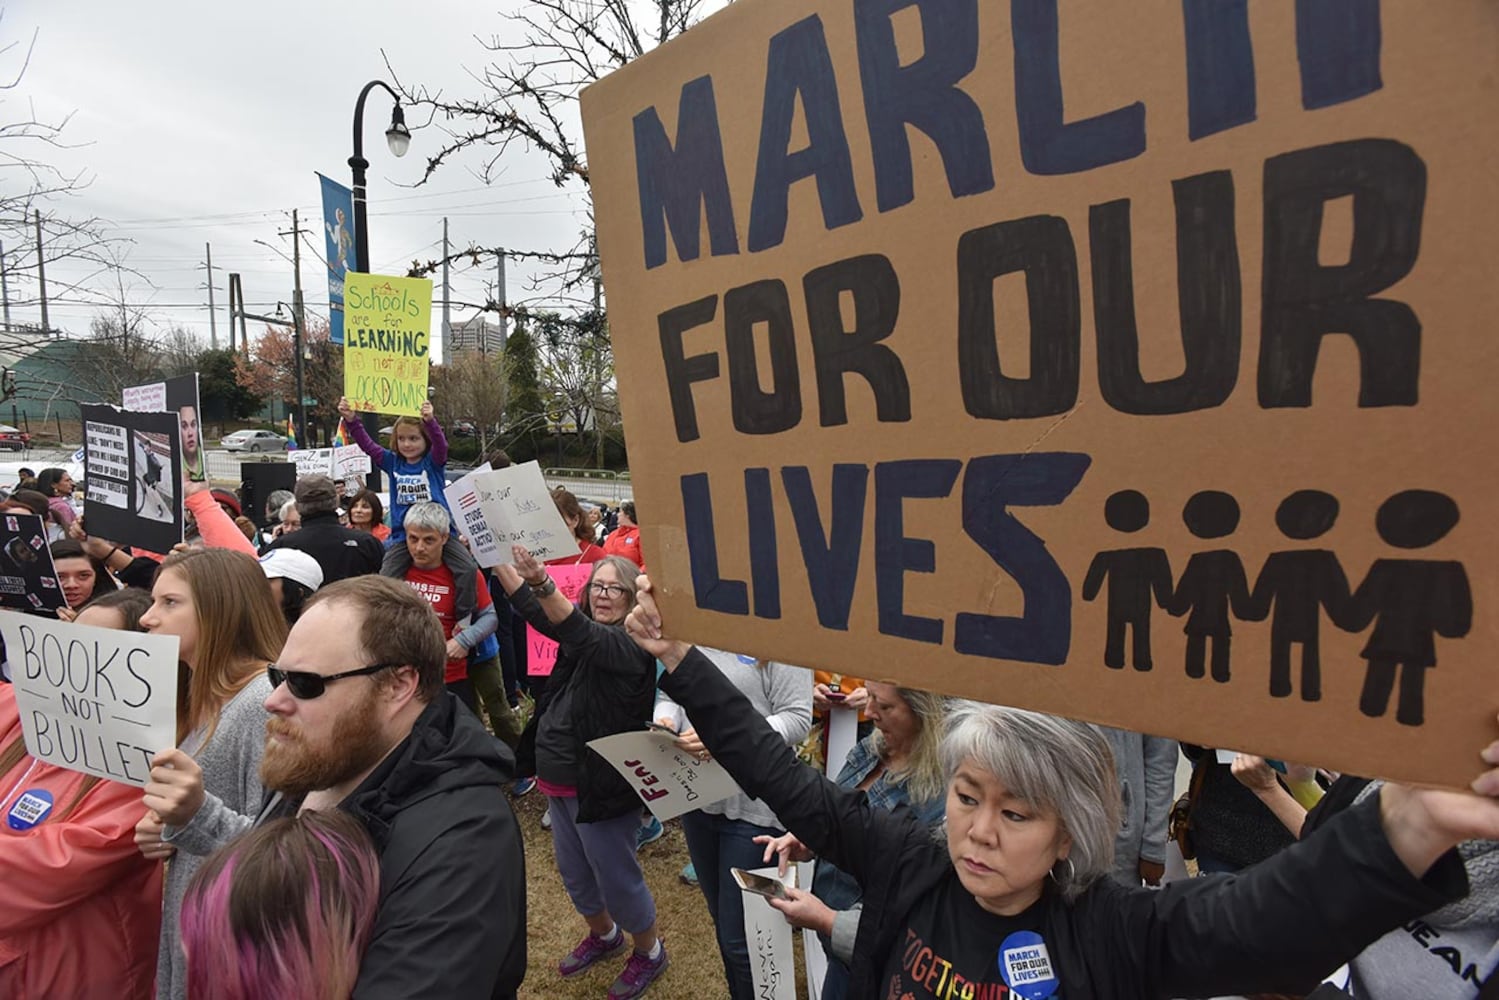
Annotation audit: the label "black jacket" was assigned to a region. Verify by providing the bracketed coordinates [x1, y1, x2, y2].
[266, 510, 383, 584]
[511, 584, 656, 823]
[260, 693, 525, 1000]
[661, 647, 1469, 999]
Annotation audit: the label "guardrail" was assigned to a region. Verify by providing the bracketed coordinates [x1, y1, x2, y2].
[543, 467, 633, 505]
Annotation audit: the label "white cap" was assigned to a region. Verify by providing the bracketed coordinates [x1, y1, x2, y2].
[258, 548, 324, 593]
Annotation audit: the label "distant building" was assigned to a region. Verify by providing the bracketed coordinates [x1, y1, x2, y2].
[449, 314, 506, 354]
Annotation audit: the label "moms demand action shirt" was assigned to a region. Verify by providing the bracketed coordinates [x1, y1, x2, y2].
[405, 565, 493, 683]
[880, 877, 1063, 1000]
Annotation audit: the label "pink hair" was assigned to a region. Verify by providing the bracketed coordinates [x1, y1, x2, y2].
[181, 811, 381, 1000]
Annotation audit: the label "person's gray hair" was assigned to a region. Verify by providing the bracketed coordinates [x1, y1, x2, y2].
[278, 499, 298, 521]
[403, 501, 452, 536]
[266, 489, 294, 518]
[940, 702, 1119, 901]
[578, 555, 642, 618]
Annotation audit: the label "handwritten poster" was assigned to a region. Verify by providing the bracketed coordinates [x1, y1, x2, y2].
[581, 0, 1499, 786]
[526, 563, 593, 676]
[343, 273, 432, 416]
[473, 460, 575, 563]
[586, 728, 742, 821]
[443, 463, 499, 567]
[741, 866, 798, 1000]
[0, 612, 180, 786]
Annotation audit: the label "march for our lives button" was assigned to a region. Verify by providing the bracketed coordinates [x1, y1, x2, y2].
[8, 789, 54, 830]
[998, 930, 1060, 999]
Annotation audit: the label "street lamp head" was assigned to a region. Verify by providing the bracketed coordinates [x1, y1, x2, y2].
[385, 103, 411, 158]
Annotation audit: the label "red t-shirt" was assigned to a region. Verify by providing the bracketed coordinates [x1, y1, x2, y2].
[546, 539, 606, 566]
[602, 525, 644, 571]
[404, 565, 493, 683]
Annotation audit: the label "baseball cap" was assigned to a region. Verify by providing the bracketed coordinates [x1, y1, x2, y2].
[258, 548, 324, 592]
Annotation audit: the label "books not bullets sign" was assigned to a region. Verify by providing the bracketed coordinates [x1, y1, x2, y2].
[471, 461, 574, 563]
[0, 612, 180, 786]
[586, 729, 742, 822]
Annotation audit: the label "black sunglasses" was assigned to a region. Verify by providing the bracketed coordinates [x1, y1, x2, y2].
[267, 663, 401, 700]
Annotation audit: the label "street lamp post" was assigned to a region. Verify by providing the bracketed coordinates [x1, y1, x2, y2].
[347, 81, 411, 478]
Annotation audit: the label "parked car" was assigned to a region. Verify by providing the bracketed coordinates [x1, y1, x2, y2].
[0, 425, 31, 451]
[221, 429, 289, 453]
[452, 420, 476, 438]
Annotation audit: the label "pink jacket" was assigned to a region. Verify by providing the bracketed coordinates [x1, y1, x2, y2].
[0, 687, 163, 998]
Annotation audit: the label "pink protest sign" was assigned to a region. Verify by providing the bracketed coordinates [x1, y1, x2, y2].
[526, 564, 594, 676]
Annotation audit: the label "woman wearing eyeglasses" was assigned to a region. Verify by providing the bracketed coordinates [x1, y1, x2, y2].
[499, 548, 669, 1000]
[133, 547, 288, 1000]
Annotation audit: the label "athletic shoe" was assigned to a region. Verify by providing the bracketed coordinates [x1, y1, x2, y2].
[679, 862, 698, 887]
[511, 776, 537, 797]
[607, 942, 669, 1000]
[558, 928, 626, 978]
[635, 815, 663, 851]
[541, 807, 552, 831]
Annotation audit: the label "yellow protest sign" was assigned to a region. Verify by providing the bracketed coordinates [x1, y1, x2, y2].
[582, 1, 1499, 787]
[343, 273, 432, 416]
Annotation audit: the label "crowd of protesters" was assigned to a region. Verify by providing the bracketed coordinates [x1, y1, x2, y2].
[0, 394, 1494, 1000]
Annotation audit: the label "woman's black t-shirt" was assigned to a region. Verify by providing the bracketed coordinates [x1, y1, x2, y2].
[879, 874, 1066, 1000]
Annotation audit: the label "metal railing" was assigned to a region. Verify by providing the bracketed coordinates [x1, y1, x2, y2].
[543, 467, 633, 504]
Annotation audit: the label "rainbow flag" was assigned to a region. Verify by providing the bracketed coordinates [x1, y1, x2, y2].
[286, 414, 298, 451]
[332, 418, 350, 447]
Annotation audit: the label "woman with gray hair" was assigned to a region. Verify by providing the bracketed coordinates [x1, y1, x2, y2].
[625, 577, 1499, 999]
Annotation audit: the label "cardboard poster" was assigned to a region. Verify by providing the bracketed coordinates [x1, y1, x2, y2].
[0, 612, 181, 786]
[343, 273, 432, 416]
[581, 2, 1499, 786]
[123, 373, 204, 483]
[585, 728, 742, 821]
[0, 513, 65, 614]
[526, 563, 594, 676]
[82, 404, 183, 556]
[443, 463, 499, 567]
[473, 461, 576, 563]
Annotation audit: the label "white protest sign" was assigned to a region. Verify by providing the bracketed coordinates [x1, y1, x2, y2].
[121, 381, 167, 412]
[332, 444, 372, 479]
[473, 460, 574, 563]
[443, 463, 501, 567]
[798, 860, 826, 1000]
[291, 448, 334, 479]
[0, 611, 180, 786]
[586, 729, 741, 822]
[741, 866, 799, 1000]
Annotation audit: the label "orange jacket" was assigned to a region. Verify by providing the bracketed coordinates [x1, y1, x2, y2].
[0, 686, 163, 999]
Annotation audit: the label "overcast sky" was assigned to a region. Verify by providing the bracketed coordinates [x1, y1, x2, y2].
[5, 0, 595, 361]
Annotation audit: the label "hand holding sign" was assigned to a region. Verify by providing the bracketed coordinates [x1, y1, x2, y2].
[142, 748, 206, 827]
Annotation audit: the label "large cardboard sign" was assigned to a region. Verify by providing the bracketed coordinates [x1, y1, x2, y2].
[124, 373, 204, 482]
[0, 612, 180, 786]
[82, 404, 183, 555]
[0, 513, 65, 614]
[581, 2, 1499, 786]
[343, 273, 432, 416]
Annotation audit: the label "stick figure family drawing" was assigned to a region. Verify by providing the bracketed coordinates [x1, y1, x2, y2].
[1082, 489, 1471, 727]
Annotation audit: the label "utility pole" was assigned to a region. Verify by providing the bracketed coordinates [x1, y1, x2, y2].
[227, 273, 248, 352]
[201, 243, 219, 349]
[495, 249, 507, 353]
[0, 241, 11, 333]
[441, 217, 451, 362]
[33, 211, 48, 336]
[281, 210, 310, 443]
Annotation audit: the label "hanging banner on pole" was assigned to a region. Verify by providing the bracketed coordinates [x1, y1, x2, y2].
[580, 1, 1499, 787]
[319, 172, 355, 346]
[342, 273, 432, 416]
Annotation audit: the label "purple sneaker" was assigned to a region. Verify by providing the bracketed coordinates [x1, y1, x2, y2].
[607, 941, 669, 1000]
[558, 929, 626, 978]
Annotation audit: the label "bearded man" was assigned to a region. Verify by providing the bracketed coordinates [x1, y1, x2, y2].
[256, 574, 526, 999]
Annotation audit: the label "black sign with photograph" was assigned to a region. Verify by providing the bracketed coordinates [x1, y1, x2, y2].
[81, 404, 183, 555]
[123, 373, 204, 482]
[0, 512, 66, 614]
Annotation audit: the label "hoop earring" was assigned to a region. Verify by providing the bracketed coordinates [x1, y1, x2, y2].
[1048, 857, 1075, 885]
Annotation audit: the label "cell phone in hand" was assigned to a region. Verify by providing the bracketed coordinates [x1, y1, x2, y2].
[730, 868, 789, 900]
[645, 721, 678, 736]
